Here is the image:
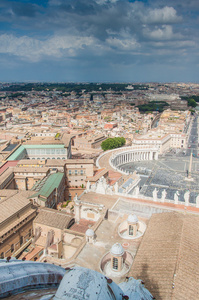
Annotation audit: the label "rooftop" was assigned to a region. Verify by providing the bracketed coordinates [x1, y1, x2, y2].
[31, 172, 64, 199]
[34, 207, 74, 230]
[0, 192, 34, 225]
[129, 212, 199, 300]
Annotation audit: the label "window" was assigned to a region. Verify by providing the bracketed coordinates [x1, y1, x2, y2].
[20, 236, 23, 246]
[69, 170, 72, 175]
[112, 257, 118, 270]
[0, 252, 4, 259]
[75, 170, 78, 175]
[129, 225, 134, 236]
[11, 244, 14, 253]
[81, 170, 83, 175]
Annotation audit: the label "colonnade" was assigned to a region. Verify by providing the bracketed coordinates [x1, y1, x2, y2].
[110, 147, 158, 171]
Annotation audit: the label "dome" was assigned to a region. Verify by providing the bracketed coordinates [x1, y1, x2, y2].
[0, 259, 65, 298]
[86, 228, 95, 237]
[119, 277, 153, 299]
[110, 243, 124, 256]
[53, 266, 124, 300]
[127, 214, 138, 224]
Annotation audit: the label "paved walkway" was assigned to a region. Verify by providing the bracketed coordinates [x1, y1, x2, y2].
[98, 150, 116, 171]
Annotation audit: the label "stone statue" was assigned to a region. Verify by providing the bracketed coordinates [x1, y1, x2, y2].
[114, 182, 119, 193]
[174, 191, 180, 204]
[74, 193, 79, 203]
[196, 194, 199, 208]
[161, 189, 167, 202]
[153, 188, 158, 202]
[106, 186, 113, 195]
[86, 180, 90, 192]
[96, 178, 106, 194]
[133, 185, 139, 197]
[184, 190, 190, 206]
[91, 183, 96, 192]
[101, 176, 107, 190]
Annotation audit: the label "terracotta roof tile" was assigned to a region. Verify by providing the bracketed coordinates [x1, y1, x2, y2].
[129, 212, 199, 300]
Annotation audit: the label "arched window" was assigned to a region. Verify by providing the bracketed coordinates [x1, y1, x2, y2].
[113, 257, 118, 270]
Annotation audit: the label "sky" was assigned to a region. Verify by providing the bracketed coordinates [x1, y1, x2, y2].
[0, 0, 199, 83]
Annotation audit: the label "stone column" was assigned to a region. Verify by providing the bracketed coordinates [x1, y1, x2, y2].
[155, 152, 158, 160]
[149, 151, 153, 160]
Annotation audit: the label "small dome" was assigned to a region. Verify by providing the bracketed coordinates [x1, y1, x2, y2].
[110, 243, 124, 256]
[86, 229, 95, 237]
[127, 214, 138, 224]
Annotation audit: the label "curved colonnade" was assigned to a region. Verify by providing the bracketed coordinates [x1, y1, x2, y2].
[109, 146, 159, 174]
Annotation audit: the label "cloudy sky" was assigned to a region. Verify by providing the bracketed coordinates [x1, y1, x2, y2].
[0, 0, 199, 82]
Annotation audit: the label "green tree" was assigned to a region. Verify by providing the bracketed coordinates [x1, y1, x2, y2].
[101, 137, 126, 151]
[188, 98, 197, 108]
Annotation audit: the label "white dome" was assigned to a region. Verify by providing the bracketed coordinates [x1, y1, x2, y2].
[110, 243, 124, 256]
[86, 229, 95, 237]
[127, 214, 138, 224]
[53, 266, 124, 300]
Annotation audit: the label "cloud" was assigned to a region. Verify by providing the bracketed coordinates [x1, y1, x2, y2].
[142, 6, 182, 24]
[143, 25, 182, 41]
[95, 0, 119, 4]
[106, 37, 138, 50]
[0, 0, 198, 82]
[0, 34, 97, 62]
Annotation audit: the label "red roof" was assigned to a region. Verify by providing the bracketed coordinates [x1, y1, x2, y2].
[0, 161, 18, 175]
[70, 219, 95, 234]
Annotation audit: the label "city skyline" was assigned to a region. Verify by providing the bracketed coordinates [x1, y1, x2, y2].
[0, 0, 199, 83]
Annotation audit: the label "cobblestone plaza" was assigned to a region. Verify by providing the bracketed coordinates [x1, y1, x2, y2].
[120, 153, 199, 203]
